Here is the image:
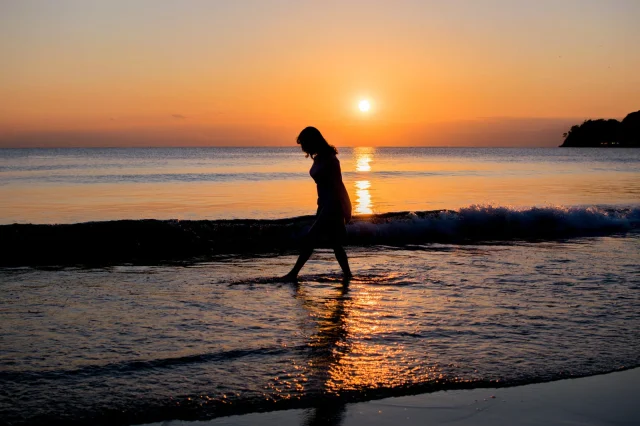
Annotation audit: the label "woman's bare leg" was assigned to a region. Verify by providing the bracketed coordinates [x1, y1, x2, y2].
[333, 245, 352, 278]
[284, 246, 314, 279]
[283, 219, 353, 280]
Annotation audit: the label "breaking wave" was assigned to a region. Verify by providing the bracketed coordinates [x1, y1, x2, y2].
[348, 204, 640, 243]
[1, 205, 638, 266]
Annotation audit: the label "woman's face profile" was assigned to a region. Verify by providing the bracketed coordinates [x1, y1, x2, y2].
[298, 139, 312, 155]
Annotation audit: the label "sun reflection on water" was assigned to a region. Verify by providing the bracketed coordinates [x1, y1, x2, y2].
[354, 148, 375, 215]
[355, 180, 372, 215]
[292, 281, 447, 401]
[356, 156, 372, 172]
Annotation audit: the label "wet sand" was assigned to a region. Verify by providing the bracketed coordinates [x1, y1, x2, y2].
[141, 367, 639, 426]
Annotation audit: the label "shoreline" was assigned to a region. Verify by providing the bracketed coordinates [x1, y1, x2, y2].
[140, 367, 640, 426]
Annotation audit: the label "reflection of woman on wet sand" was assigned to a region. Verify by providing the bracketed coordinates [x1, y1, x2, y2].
[293, 281, 350, 426]
[283, 127, 353, 280]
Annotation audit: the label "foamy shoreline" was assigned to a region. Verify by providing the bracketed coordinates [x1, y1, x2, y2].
[141, 368, 639, 426]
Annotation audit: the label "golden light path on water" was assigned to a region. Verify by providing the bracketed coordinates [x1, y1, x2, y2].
[288, 282, 451, 401]
[355, 181, 372, 215]
[354, 147, 374, 215]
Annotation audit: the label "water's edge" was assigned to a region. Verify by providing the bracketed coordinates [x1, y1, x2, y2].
[13, 365, 638, 426]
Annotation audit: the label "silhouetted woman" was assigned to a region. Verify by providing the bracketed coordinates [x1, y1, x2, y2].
[283, 127, 352, 280]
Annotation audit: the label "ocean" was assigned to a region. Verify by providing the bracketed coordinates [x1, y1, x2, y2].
[1, 147, 639, 425]
[1, 147, 640, 223]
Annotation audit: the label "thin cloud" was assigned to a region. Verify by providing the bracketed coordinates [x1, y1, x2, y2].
[172, 114, 186, 120]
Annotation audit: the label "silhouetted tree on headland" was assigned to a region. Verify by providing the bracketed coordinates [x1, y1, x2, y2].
[560, 110, 640, 147]
[621, 110, 640, 145]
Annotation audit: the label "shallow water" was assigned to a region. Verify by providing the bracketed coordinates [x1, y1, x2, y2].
[1, 232, 639, 425]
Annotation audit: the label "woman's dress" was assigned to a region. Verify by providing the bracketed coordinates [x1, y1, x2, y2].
[307, 152, 352, 244]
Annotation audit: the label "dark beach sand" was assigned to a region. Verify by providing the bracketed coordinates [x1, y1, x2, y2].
[139, 367, 639, 426]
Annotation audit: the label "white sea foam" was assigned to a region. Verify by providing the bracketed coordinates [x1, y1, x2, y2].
[347, 205, 640, 242]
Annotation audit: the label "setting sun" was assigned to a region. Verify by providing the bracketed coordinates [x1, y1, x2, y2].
[358, 99, 371, 112]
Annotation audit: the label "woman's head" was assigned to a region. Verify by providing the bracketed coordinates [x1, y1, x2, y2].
[297, 126, 338, 158]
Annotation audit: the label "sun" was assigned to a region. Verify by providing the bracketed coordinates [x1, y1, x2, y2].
[358, 99, 371, 112]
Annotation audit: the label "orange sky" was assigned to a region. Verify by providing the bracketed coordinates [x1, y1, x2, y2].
[1, 1, 639, 147]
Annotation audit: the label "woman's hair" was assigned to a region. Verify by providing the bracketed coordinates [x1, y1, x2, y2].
[297, 126, 338, 158]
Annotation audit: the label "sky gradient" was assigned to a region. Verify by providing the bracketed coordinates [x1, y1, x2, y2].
[1, 0, 639, 147]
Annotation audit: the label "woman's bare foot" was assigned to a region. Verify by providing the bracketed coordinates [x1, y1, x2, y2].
[280, 272, 299, 282]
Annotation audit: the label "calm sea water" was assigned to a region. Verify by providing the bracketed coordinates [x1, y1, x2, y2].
[1, 147, 639, 223]
[1, 147, 639, 425]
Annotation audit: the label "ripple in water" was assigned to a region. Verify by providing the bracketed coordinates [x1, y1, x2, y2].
[1, 233, 639, 425]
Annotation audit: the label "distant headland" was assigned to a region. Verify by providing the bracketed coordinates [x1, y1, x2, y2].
[560, 110, 640, 147]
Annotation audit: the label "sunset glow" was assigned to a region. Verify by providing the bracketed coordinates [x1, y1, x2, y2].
[1, 1, 639, 147]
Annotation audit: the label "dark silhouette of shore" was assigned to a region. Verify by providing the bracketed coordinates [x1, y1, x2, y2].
[560, 110, 640, 147]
